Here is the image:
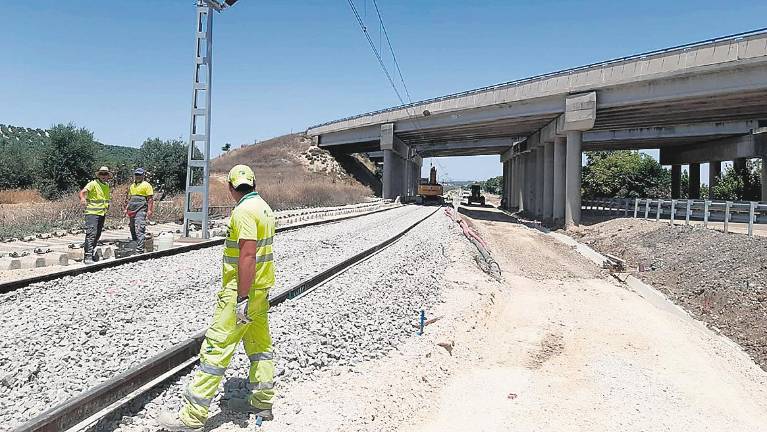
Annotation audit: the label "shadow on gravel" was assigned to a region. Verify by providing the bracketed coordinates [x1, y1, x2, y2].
[457, 206, 517, 223]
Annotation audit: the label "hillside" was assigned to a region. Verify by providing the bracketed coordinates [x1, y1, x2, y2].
[211, 134, 376, 208]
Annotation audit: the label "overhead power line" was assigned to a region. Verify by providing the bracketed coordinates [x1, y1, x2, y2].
[345, 0, 406, 106]
[370, 0, 413, 104]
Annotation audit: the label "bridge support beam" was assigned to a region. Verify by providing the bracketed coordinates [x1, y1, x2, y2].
[535, 147, 545, 219]
[543, 141, 554, 223]
[689, 163, 701, 199]
[565, 130, 582, 229]
[553, 136, 566, 226]
[709, 161, 721, 198]
[671, 165, 682, 199]
[513, 157, 520, 210]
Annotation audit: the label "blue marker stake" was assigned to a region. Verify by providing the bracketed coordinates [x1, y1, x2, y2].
[418, 310, 426, 335]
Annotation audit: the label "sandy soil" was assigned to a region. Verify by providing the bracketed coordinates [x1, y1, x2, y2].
[213, 205, 767, 431]
[572, 217, 767, 371]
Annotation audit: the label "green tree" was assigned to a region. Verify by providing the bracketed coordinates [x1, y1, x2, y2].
[481, 176, 503, 194]
[582, 150, 670, 198]
[712, 159, 762, 201]
[137, 138, 198, 193]
[222, 143, 232, 152]
[37, 124, 97, 199]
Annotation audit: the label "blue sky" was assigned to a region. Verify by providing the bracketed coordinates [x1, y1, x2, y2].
[3, 1, 766, 181]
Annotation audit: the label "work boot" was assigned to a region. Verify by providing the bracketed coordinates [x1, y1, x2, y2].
[157, 411, 203, 432]
[83, 256, 94, 265]
[222, 398, 274, 420]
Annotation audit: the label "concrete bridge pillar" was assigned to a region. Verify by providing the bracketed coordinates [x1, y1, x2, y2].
[504, 161, 512, 208]
[383, 150, 396, 200]
[543, 141, 554, 223]
[535, 147, 545, 219]
[762, 157, 767, 202]
[671, 165, 682, 199]
[565, 131, 582, 229]
[734, 158, 747, 173]
[380, 123, 411, 200]
[709, 161, 721, 198]
[519, 154, 528, 212]
[689, 163, 701, 199]
[553, 136, 566, 226]
[527, 151, 536, 216]
[513, 157, 521, 210]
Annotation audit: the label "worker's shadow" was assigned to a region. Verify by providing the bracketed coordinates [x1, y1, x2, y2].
[201, 377, 252, 430]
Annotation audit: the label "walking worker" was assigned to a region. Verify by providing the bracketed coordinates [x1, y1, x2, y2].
[78, 166, 112, 264]
[125, 167, 154, 254]
[160, 164, 276, 431]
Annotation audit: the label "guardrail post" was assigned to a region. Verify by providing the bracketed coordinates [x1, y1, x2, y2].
[624, 198, 630, 217]
[724, 201, 732, 233]
[634, 198, 639, 218]
[749, 201, 756, 237]
[704, 200, 710, 227]
[656, 199, 662, 222]
[685, 200, 692, 225]
[670, 199, 677, 225]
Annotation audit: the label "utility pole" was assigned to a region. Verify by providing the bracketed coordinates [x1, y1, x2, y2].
[183, 0, 238, 239]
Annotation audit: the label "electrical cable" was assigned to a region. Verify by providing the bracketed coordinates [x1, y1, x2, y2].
[345, 0, 406, 106]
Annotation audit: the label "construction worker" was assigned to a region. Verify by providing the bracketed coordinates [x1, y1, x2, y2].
[159, 164, 276, 431]
[125, 167, 154, 254]
[78, 166, 112, 264]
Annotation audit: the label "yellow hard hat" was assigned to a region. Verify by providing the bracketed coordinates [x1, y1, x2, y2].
[228, 164, 255, 188]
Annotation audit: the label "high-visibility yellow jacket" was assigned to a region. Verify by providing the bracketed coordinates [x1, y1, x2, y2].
[84, 180, 111, 216]
[223, 192, 275, 291]
[127, 181, 154, 214]
[128, 181, 154, 197]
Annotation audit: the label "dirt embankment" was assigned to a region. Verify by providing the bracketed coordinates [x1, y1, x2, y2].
[572, 219, 767, 370]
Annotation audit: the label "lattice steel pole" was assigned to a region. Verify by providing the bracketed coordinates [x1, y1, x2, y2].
[183, 3, 214, 238]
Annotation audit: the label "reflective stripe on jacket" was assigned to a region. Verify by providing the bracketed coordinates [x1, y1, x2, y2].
[223, 192, 275, 290]
[84, 180, 111, 216]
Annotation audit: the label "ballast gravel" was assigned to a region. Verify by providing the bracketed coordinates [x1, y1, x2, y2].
[0, 205, 434, 431]
[96, 209, 464, 432]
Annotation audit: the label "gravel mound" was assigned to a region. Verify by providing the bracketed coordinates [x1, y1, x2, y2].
[573, 218, 767, 369]
[95, 210, 465, 432]
[0, 205, 433, 430]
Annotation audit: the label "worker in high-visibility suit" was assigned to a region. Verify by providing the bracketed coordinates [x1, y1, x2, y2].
[78, 166, 112, 264]
[159, 164, 276, 431]
[124, 167, 154, 254]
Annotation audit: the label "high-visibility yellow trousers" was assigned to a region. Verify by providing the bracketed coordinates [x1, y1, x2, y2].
[179, 287, 274, 428]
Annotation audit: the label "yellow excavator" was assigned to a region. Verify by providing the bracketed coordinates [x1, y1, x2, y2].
[416, 166, 444, 205]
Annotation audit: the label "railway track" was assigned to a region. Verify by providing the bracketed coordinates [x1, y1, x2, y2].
[0, 203, 400, 294]
[12, 205, 442, 432]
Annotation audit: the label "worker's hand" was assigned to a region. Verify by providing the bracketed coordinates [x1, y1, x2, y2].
[235, 297, 252, 324]
[147, 210, 153, 220]
[80, 198, 87, 205]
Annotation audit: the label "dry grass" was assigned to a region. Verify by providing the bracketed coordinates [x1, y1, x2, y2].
[0, 189, 45, 204]
[0, 133, 373, 238]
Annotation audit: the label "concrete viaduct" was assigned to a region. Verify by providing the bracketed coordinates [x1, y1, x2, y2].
[308, 29, 767, 228]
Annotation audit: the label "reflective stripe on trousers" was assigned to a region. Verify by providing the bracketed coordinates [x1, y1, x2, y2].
[179, 288, 274, 428]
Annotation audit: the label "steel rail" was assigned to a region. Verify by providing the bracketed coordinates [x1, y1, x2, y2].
[308, 27, 767, 130]
[0, 205, 401, 294]
[12, 205, 441, 432]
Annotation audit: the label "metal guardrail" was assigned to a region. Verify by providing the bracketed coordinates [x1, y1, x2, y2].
[582, 197, 767, 236]
[307, 27, 767, 130]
